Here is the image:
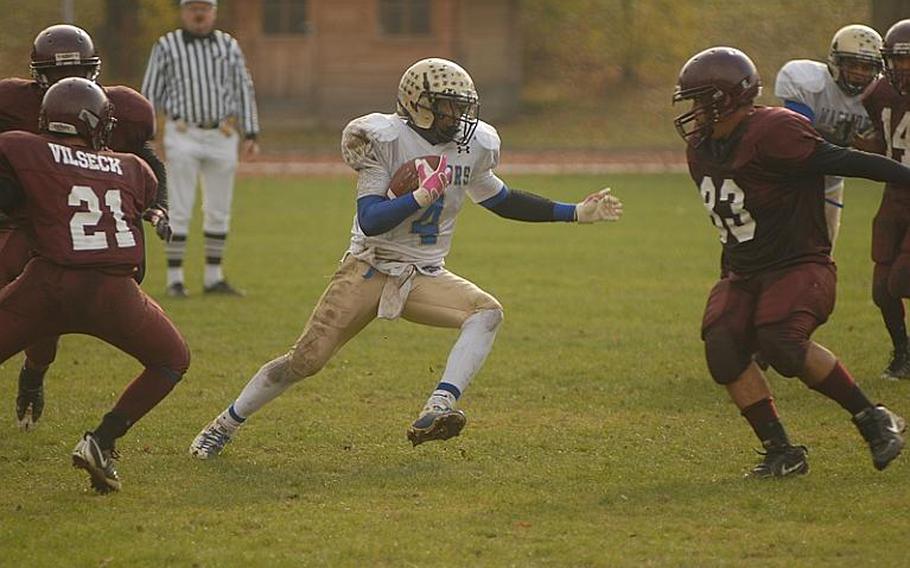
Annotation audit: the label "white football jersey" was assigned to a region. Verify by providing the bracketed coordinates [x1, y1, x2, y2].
[775, 59, 873, 195]
[340, 113, 504, 275]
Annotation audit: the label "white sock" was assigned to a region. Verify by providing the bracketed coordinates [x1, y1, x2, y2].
[215, 406, 244, 433]
[231, 355, 296, 419]
[433, 308, 503, 403]
[204, 263, 224, 287]
[167, 267, 184, 287]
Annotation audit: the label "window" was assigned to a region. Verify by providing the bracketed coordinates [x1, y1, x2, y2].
[263, 0, 309, 35]
[379, 0, 430, 36]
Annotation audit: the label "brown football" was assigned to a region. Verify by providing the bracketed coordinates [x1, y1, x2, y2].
[387, 155, 442, 197]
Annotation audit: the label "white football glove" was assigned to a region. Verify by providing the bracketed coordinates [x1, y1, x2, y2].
[412, 155, 451, 207]
[576, 187, 623, 223]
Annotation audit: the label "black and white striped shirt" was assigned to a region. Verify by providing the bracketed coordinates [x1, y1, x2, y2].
[141, 29, 259, 137]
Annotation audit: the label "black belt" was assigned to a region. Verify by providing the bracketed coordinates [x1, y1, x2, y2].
[171, 116, 220, 129]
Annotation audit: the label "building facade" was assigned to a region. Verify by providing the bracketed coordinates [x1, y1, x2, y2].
[222, 0, 522, 127]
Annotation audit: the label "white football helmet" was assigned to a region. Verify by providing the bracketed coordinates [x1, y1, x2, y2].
[827, 24, 883, 96]
[397, 58, 479, 146]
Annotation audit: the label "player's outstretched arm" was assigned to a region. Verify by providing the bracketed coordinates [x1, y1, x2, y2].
[806, 141, 910, 185]
[480, 185, 623, 224]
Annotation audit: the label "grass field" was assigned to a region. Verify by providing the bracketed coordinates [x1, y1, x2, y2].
[0, 172, 908, 566]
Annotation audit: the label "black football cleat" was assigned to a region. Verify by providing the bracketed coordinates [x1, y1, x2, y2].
[407, 407, 466, 447]
[16, 366, 46, 432]
[853, 405, 906, 471]
[203, 280, 245, 296]
[880, 347, 910, 380]
[748, 443, 809, 479]
[166, 282, 189, 298]
[72, 432, 121, 493]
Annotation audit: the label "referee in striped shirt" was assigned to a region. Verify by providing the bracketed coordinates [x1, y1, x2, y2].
[141, 0, 259, 297]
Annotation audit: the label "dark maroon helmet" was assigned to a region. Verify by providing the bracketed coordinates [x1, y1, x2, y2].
[672, 47, 762, 145]
[882, 19, 910, 95]
[39, 77, 115, 150]
[29, 24, 101, 89]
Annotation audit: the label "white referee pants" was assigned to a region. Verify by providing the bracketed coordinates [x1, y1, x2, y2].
[163, 119, 239, 236]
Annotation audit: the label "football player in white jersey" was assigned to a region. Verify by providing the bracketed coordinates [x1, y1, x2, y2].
[189, 58, 623, 457]
[774, 24, 883, 249]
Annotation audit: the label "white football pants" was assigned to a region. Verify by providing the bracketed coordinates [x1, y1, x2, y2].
[163, 119, 239, 235]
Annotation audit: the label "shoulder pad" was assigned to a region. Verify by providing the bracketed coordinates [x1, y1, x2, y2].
[775, 60, 828, 98]
[341, 113, 404, 169]
[0, 78, 38, 105]
[106, 86, 155, 122]
[472, 120, 500, 152]
[343, 113, 403, 144]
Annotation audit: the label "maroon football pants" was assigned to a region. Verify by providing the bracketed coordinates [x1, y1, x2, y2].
[0, 258, 190, 423]
[0, 227, 58, 368]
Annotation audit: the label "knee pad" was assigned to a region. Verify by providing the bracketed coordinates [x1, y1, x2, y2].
[756, 323, 809, 378]
[703, 325, 752, 385]
[467, 308, 504, 332]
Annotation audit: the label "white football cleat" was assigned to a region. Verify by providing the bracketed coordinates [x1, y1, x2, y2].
[189, 419, 235, 459]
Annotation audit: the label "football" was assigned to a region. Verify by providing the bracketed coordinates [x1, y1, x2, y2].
[388, 155, 442, 198]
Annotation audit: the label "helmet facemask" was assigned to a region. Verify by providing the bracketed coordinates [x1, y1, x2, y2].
[417, 91, 479, 146]
[830, 54, 882, 96]
[672, 86, 730, 146]
[883, 49, 910, 96]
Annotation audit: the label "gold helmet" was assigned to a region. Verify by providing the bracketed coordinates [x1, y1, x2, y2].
[397, 58, 479, 146]
[827, 24, 883, 96]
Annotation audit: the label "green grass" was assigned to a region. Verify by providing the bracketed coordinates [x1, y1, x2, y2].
[0, 173, 908, 566]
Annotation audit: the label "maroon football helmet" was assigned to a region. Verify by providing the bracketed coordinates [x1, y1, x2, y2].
[39, 78, 115, 150]
[672, 47, 762, 145]
[29, 24, 101, 89]
[882, 20, 910, 96]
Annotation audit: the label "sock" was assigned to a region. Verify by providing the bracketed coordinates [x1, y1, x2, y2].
[741, 398, 791, 448]
[204, 263, 224, 287]
[165, 233, 187, 286]
[436, 309, 502, 398]
[215, 404, 246, 433]
[92, 411, 132, 451]
[24, 336, 58, 370]
[231, 355, 295, 420]
[878, 293, 907, 351]
[110, 368, 180, 425]
[19, 363, 47, 389]
[204, 232, 227, 287]
[809, 361, 874, 416]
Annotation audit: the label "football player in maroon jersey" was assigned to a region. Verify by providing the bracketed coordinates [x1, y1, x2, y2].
[0, 24, 170, 432]
[674, 46, 909, 477]
[862, 19, 910, 380]
[0, 78, 189, 493]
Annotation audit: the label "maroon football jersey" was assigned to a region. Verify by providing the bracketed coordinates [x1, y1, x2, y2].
[686, 106, 829, 275]
[0, 78, 155, 153]
[0, 79, 155, 230]
[0, 131, 156, 270]
[863, 77, 910, 203]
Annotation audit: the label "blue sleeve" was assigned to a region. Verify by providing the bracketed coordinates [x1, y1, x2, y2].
[784, 100, 815, 122]
[357, 193, 421, 236]
[480, 184, 576, 222]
